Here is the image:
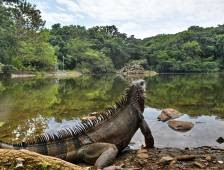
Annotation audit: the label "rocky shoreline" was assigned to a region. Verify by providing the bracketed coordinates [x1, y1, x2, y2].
[0, 147, 223, 169]
[111, 146, 224, 170]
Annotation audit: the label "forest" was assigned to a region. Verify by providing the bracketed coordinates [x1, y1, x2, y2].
[1, 0, 224, 74]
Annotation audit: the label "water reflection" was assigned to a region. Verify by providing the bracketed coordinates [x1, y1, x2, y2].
[0, 74, 223, 148]
[131, 107, 224, 149]
[145, 74, 224, 117]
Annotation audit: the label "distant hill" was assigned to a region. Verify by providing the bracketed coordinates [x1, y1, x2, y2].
[140, 25, 224, 72]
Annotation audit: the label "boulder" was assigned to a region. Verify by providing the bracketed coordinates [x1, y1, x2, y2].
[158, 108, 181, 122]
[168, 120, 194, 132]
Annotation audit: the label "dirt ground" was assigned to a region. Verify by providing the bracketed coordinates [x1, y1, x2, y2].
[111, 146, 224, 170]
[0, 147, 223, 170]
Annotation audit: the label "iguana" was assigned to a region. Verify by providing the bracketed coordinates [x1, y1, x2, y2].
[0, 80, 154, 169]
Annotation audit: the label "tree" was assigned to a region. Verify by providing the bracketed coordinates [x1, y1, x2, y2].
[17, 30, 57, 71]
[66, 38, 114, 73]
[182, 40, 202, 58]
[10, 0, 45, 32]
[0, 2, 17, 65]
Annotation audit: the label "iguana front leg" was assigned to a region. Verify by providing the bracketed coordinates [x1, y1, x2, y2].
[77, 142, 118, 169]
[139, 119, 154, 148]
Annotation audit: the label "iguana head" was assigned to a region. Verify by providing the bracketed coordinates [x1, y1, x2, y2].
[132, 79, 146, 92]
[127, 79, 146, 113]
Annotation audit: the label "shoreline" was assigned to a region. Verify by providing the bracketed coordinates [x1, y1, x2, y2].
[10, 70, 82, 79]
[9, 70, 158, 79]
[108, 146, 224, 169]
[0, 146, 223, 169]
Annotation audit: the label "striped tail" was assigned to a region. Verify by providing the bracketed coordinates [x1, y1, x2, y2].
[0, 141, 14, 149]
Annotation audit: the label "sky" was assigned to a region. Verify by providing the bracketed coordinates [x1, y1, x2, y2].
[29, 0, 224, 38]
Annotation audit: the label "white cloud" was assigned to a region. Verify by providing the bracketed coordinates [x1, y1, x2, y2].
[33, 0, 224, 38]
[43, 12, 75, 26]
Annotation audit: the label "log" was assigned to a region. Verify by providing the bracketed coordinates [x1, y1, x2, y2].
[0, 149, 87, 170]
[176, 155, 197, 161]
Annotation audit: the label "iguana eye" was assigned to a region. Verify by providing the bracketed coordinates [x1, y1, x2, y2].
[140, 81, 144, 86]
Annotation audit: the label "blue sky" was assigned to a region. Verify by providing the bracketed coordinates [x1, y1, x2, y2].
[29, 0, 224, 38]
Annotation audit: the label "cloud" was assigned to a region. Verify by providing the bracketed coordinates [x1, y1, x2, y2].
[31, 0, 224, 38]
[32, 1, 75, 26]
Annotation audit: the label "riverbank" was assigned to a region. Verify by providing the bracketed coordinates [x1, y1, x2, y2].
[1, 146, 223, 169]
[11, 70, 82, 79]
[111, 146, 224, 170]
[10, 70, 157, 79]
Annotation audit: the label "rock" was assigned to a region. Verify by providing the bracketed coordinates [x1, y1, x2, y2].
[218, 160, 224, 164]
[16, 158, 25, 162]
[120, 164, 125, 168]
[168, 120, 194, 132]
[205, 155, 212, 161]
[137, 149, 149, 159]
[216, 137, 224, 144]
[15, 157, 25, 169]
[157, 108, 181, 122]
[216, 154, 224, 167]
[137, 149, 148, 154]
[194, 161, 204, 168]
[159, 156, 174, 165]
[137, 160, 146, 166]
[137, 153, 149, 159]
[119, 64, 145, 75]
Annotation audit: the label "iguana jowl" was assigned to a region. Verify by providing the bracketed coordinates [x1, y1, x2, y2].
[0, 80, 154, 169]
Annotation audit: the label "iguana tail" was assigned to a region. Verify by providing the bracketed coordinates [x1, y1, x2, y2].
[0, 141, 14, 149]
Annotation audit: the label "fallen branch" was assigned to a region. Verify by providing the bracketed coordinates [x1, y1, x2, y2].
[176, 155, 197, 161]
[0, 149, 86, 170]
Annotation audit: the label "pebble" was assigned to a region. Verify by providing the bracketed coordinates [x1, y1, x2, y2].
[137, 149, 147, 154]
[16, 158, 25, 162]
[138, 160, 146, 166]
[137, 153, 149, 159]
[194, 162, 204, 168]
[136, 149, 149, 159]
[205, 155, 212, 161]
[218, 160, 223, 164]
[158, 156, 174, 165]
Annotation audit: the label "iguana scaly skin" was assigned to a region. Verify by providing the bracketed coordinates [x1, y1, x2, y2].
[0, 80, 154, 169]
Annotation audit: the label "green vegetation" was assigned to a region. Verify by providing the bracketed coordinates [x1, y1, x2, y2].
[1, 1, 224, 74]
[0, 0, 56, 73]
[142, 26, 224, 72]
[49, 24, 141, 73]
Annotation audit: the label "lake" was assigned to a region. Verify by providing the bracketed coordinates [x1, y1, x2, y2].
[0, 74, 224, 149]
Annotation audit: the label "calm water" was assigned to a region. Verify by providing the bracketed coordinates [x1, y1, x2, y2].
[0, 74, 223, 149]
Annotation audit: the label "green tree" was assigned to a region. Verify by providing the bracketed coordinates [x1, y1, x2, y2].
[0, 3, 17, 65]
[182, 40, 202, 58]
